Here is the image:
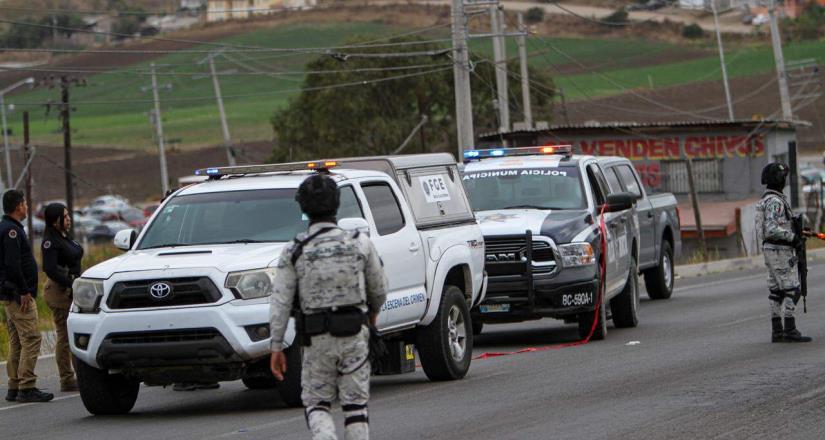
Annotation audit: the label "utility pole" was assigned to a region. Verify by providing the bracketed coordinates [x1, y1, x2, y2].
[768, 0, 793, 120]
[451, 0, 475, 159]
[0, 94, 10, 189]
[681, 139, 707, 260]
[207, 54, 237, 166]
[490, 6, 509, 133]
[710, 0, 734, 121]
[150, 63, 170, 194]
[23, 111, 32, 246]
[516, 12, 533, 129]
[60, 76, 75, 237]
[559, 88, 570, 125]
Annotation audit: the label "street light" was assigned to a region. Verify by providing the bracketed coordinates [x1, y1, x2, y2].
[0, 77, 35, 190]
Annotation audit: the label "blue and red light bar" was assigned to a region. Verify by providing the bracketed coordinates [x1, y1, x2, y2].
[194, 160, 339, 178]
[463, 145, 573, 161]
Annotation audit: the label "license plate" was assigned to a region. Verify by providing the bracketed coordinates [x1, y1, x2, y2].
[560, 292, 595, 308]
[479, 304, 510, 313]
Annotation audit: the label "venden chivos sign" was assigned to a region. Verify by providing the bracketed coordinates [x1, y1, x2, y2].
[556, 135, 766, 189]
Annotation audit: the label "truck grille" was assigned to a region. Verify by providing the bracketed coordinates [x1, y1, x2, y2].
[105, 328, 220, 345]
[107, 277, 221, 309]
[484, 236, 556, 276]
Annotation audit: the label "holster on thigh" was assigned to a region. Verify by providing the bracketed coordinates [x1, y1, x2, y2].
[769, 289, 785, 304]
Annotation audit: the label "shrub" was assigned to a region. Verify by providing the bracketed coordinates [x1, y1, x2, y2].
[603, 9, 629, 25]
[525, 7, 545, 23]
[682, 23, 705, 39]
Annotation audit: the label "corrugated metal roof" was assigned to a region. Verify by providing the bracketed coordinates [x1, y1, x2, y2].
[478, 119, 803, 140]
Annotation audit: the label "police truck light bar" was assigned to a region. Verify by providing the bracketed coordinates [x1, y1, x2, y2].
[195, 160, 340, 178]
[463, 145, 572, 161]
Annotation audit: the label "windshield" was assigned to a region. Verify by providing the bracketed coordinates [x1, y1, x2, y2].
[462, 167, 586, 211]
[137, 189, 306, 249]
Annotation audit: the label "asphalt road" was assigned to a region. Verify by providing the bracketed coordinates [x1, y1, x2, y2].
[4, 264, 825, 440]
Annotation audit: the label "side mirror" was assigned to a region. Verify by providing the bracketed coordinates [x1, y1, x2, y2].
[113, 229, 137, 251]
[338, 217, 370, 237]
[604, 192, 635, 213]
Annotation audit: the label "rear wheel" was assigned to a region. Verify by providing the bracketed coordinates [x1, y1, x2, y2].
[644, 241, 674, 300]
[242, 375, 278, 390]
[416, 285, 473, 381]
[75, 359, 140, 415]
[275, 343, 303, 407]
[611, 258, 640, 328]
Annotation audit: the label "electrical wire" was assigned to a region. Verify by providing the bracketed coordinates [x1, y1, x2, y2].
[10, 66, 454, 106]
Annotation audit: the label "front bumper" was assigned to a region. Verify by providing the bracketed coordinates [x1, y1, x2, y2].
[68, 300, 295, 371]
[474, 264, 599, 322]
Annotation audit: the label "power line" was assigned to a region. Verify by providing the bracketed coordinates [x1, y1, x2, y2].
[13, 66, 453, 106]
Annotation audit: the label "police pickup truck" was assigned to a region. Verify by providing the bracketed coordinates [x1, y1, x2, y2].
[68, 154, 486, 415]
[462, 146, 680, 339]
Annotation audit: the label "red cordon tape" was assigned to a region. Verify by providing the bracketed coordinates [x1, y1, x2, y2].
[473, 205, 609, 360]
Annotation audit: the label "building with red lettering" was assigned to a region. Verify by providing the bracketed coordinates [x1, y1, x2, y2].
[478, 119, 809, 260]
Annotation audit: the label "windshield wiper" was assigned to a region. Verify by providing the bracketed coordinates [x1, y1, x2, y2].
[501, 205, 558, 210]
[225, 239, 265, 244]
[140, 243, 193, 250]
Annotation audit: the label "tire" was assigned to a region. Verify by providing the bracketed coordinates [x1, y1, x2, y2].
[611, 258, 639, 328]
[578, 282, 607, 340]
[74, 358, 140, 415]
[416, 285, 473, 381]
[644, 240, 674, 300]
[275, 342, 303, 407]
[472, 319, 483, 336]
[242, 375, 279, 390]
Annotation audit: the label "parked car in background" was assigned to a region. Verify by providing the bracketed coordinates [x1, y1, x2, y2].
[88, 195, 130, 210]
[74, 213, 102, 238]
[24, 217, 46, 237]
[87, 221, 131, 243]
[119, 208, 149, 230]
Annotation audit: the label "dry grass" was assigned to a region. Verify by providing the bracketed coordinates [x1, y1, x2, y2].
[0, 244, 119, 361]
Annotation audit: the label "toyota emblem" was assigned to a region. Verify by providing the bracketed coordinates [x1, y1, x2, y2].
[149, 282, 173, 300]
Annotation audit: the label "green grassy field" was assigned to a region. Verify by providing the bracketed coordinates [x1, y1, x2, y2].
[2, 21, 824, 150]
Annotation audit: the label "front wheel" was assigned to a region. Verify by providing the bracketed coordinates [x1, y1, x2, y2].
[416, 285, 473, 381]
[578, 290, 607, 340]
[275, 343, 303, 407]
[644, 241, 674, 300]
[74, 359, 140, 415]
[611, 258, 639, 328]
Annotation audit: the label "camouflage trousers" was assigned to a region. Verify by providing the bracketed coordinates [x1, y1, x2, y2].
[764, 246, 800, 318]
[302, 326, 370, 440]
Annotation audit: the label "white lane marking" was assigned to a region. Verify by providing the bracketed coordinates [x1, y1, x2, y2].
[0, 353, 54, 368]
[0, 393, 79, 412]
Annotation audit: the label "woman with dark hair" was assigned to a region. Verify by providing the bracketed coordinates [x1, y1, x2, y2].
[41, 203, 83, 392]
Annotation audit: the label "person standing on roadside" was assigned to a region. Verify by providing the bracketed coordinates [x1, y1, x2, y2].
[756, 163, 812, 343]
[269, 173, 387, 440]
[1, 190, 53, 403]
[41, 203, 83, 392]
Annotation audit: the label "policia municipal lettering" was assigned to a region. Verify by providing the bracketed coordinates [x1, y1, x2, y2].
[269, 174, 388, 440]
[756, 163, 812, 343]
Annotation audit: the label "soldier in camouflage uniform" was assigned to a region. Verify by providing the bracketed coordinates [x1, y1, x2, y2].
[756, 162, 811, 343]
[270, 173, 387, 440]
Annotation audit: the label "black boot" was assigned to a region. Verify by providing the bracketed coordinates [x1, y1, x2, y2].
[772, 317, 784, 342]
[4, 389, 17, 402]
[16, 388, 54, 403]
[783, 317, 812, 343]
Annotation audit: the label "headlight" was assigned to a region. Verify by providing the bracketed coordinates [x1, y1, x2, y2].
[559, 243, 595, 267]
[225, 268, 277, 299]
[72, 278, 104, 313]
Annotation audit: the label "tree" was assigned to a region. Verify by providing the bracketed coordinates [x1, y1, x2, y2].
[525, 7, 545, 24]
[682, 23, 704, 39]
[270, 36, 555, 161]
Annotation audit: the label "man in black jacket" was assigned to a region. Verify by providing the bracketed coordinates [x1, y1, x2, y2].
[1, 190, 53, 403]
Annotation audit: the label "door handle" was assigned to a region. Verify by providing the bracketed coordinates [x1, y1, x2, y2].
[409, 242, 420, 252]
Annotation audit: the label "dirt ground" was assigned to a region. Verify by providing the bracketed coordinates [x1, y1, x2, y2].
[561, 71, 825, 153]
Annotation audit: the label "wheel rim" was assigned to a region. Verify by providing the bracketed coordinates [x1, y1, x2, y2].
[447, 305, 467, 362]
[663, 252, 673, 290]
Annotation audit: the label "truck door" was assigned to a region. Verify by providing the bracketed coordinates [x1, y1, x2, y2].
[586, 163, 628, 296]
[617, 165, 653, 268]
[357, 179, 427, 330]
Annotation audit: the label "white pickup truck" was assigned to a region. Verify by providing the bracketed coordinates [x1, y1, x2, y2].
[68, 154, 486, 415]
